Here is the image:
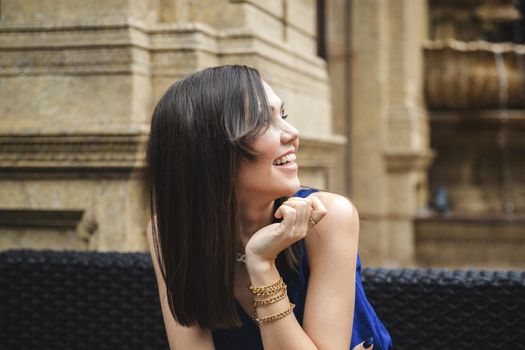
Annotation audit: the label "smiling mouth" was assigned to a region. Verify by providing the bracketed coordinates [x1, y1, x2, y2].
[273, 153, 296, 166]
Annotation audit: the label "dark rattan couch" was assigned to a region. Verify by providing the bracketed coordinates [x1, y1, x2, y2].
[1, 249, 524, 349]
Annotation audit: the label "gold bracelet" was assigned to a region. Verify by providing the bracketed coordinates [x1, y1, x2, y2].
[253, 286, 287, 307]
[251, 302, 296, 325]
[248, 277, 285, 297]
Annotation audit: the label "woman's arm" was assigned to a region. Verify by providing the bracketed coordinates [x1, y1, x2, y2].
[245, 192, 360, 350]
[303, 192, 359, 349]
[246, 259, 319, 350]
[146, 219, 215, 350]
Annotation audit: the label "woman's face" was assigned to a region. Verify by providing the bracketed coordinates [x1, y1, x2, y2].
[236, 80, 301, 199]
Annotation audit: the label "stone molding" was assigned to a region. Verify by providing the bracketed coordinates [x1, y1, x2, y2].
[384, 149, 436, 173]
[0, 208, 84, 229]
[297, 133, 346, 168]
[429, 110, 525, 130]
[0, 18, 326, 79]
[229, 0, 315, 38]
[0, 128, 148, 172]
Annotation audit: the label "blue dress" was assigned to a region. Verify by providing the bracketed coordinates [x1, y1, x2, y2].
[212, 188, 393, 349]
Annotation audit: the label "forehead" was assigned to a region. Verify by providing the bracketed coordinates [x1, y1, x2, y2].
[262, 80, 282, 109]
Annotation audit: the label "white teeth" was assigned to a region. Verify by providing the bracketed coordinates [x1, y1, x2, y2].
[273, 153, 296, 165]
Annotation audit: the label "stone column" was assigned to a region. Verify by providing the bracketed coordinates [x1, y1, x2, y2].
[349, 0, 390, 265]
[384, 0, 434, 266]
[349, 0, 434, 266]
[325, 0, 351, 195]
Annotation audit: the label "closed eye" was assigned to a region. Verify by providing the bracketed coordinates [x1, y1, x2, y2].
[280, 103, 287, 119]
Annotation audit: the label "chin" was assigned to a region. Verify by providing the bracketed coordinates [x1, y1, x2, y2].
[279, 179, 301, 197]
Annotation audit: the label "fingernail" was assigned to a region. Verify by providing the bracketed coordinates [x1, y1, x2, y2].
[363, 337, 374, 349]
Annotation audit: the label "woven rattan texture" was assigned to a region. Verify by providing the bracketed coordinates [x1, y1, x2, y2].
[362, 268, 525, 349]
[0, 249, 169, 350]
[1, 249, 524, 349]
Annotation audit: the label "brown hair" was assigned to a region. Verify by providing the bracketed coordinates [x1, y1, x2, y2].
[145, 65, 302, 330]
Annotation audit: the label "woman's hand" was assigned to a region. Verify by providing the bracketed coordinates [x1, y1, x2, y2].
[244, 195, 327, 267]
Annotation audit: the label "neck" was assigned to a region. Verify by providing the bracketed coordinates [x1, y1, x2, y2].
[236, 192, 275, 248]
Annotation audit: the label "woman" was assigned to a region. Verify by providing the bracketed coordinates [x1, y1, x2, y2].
[145, 65, 393, 350]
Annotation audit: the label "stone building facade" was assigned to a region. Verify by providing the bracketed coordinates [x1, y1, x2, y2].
[0, 0, 346, 253]
[1, 0, 439, 268]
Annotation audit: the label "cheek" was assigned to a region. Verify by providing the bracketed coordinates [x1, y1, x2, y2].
[251, 129, 280, 156]
[237, 156, 276, 189]
[240, 157, 273, 179]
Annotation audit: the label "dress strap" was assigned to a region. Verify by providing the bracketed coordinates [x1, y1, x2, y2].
[293, 187, 320, 198]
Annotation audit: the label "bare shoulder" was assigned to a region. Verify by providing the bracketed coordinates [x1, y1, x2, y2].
[304, 191, 359, 264]
[309, 191, 359, 229]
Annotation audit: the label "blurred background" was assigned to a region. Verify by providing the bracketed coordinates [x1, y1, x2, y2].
[0, 0, 523, 270]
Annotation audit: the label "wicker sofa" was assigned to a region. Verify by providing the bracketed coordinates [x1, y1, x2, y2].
[1, 249, 524, 350]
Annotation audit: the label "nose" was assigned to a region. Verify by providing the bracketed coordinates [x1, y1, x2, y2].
[280, 122, 299, 145]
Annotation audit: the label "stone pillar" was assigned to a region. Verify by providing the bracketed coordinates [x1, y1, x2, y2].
[349, 0, 434, 266]
[384, 0, 434, 266]
[349, 0, 391, 265]
[0, 0, 341, 252]
[325, 0, 351, 195]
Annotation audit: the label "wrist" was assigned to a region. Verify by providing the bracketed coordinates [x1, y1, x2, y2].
[245, 255, 277, 276]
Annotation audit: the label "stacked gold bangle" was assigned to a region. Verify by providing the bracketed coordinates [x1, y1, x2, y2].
[248, 277, 285, 296]
[251, 302, 296, 325]
[253, 286, 287, 307]
[248, 277, 295, 326]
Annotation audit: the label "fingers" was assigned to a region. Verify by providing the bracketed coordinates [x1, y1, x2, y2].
[274, 195, 328, 231]
[275, 198, 312, 216]
[309, 195, 327, 225]
[276, 197, 322, 233]
[284, 196, 327, 231]
[286, 197, 313, 223]
[274, 197, 310, 235]
[272, 195, 330, 249]
[275, 203, 296, 230]
[282, 198, 313, 228]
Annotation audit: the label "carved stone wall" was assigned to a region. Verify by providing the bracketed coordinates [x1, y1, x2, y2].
[0, 0, 342, 252]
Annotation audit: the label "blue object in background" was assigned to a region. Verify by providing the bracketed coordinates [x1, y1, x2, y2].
[433, 185, 449, 214]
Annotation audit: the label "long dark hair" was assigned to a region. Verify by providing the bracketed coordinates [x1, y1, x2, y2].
[145, 65, 302, 330]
